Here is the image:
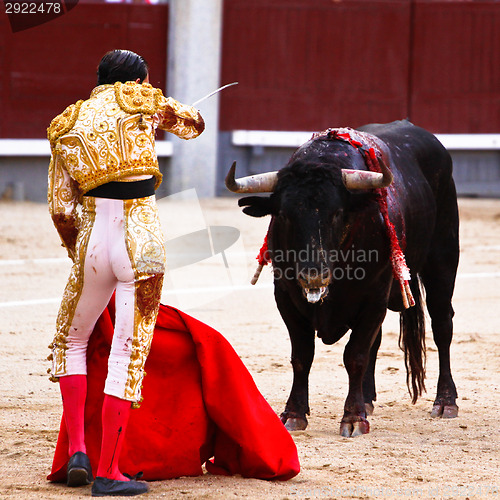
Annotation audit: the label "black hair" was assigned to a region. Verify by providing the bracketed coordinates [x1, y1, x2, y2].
[97, 49, 149, 85]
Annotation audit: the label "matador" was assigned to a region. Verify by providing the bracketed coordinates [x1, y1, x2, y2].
[46, 50, 204, 497]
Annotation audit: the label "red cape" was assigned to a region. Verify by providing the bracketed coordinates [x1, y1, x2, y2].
[47, 300, 300, 482]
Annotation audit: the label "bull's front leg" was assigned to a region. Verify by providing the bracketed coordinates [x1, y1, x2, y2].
[275, 286, 315, 431]
[282, 328, 315, 431]
[341, 315, 385, 437]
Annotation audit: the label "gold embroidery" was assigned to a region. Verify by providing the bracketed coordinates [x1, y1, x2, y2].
[90, 84, 112, 98]
[114, 81, 161, 115]
[47, 100, 84, 146]
[124, 197, 166, 276]
[136, 274, 164, 320]
[122, 197, 166, 402]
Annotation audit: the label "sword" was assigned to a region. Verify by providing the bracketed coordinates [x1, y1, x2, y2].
[191, 82, 238, 107]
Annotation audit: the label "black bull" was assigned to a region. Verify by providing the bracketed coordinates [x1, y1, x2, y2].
[226, 120, 459, 437]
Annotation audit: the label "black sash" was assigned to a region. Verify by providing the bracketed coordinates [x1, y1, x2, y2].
[84, 177, 155, 200]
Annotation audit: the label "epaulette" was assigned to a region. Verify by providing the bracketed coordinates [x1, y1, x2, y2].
[47, 100, 83, 146]
[114, 81, 161, 115]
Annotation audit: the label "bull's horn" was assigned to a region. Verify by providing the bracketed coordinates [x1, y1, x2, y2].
[342, 157, 393, 190]
[225, 161, 279, 193]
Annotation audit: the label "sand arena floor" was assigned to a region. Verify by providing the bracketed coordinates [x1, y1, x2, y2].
[0, 196, 499, 499]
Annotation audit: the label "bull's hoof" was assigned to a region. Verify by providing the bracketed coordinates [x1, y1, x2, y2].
[284, 417, 308, 431]
[430, 403, 459, 419]
[340, 418, 370, 438]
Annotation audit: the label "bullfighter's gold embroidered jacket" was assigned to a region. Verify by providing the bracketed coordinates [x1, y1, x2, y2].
[47, 81, 205, 259]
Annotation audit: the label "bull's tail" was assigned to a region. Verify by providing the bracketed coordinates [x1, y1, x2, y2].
[399, 275, 426, 403]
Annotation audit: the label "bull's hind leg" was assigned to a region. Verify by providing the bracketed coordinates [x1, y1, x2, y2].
[421, 183, 459, 418]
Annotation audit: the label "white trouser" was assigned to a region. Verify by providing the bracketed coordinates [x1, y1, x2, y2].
[49, 195, 166, 403]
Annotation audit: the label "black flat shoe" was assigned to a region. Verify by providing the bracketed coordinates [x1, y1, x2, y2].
[67, 451, 94, 487]
[91, 477, 149, 497]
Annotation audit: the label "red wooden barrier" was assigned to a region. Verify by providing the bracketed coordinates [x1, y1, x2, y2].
[219, 0, 500, 133]
[410, 1, 500, 133]
[219, 0, 412, 131]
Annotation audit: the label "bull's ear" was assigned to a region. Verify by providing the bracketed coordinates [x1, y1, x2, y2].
[238, 196, 273, 217]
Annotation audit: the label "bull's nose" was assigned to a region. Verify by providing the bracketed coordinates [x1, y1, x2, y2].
[298, 267, 331, 288]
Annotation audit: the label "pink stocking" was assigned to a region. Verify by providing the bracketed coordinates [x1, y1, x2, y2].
[96, 394, 132, 481]
[59, 375, 87, 456]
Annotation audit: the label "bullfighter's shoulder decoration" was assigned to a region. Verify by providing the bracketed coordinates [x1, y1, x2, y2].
[47, 100, 84, 147]
[114, 81, 161, 115]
